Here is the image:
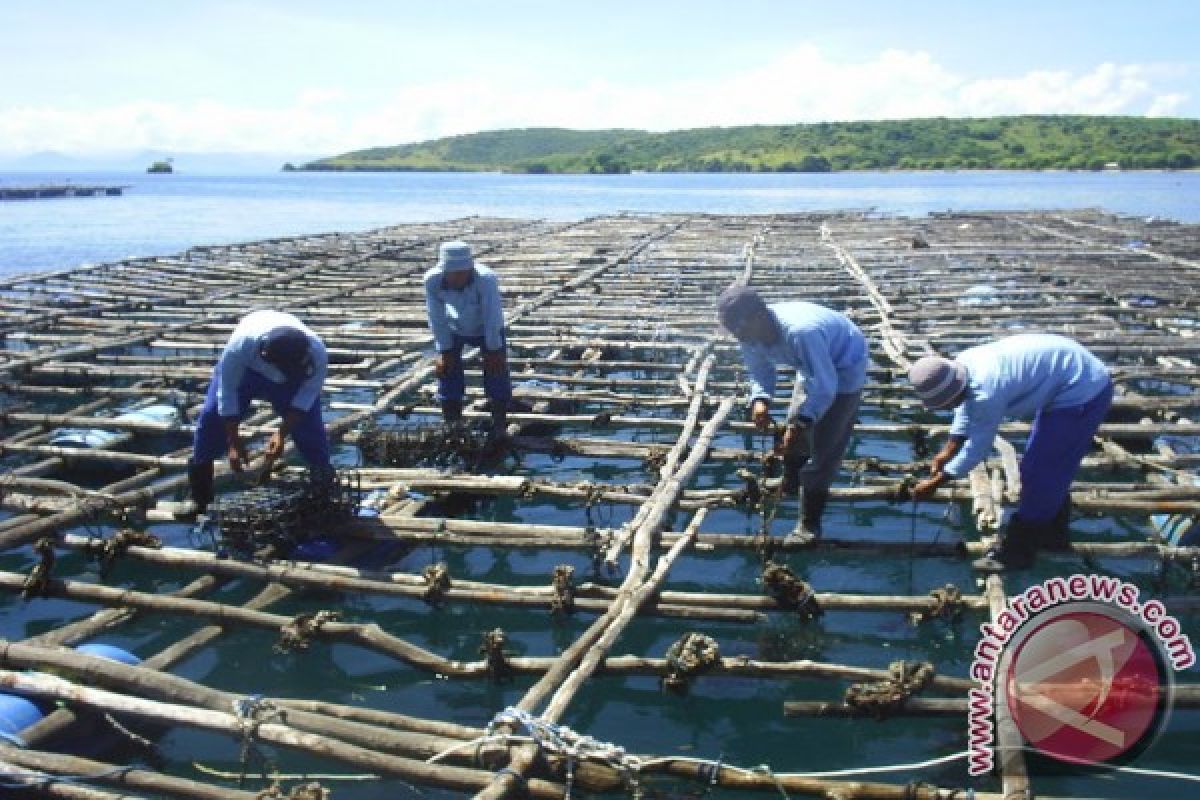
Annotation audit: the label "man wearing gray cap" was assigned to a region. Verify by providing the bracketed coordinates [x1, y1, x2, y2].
[907, 333, 1113, 571]
[717, 283, 869, 544]
[423, 241, 512, 437]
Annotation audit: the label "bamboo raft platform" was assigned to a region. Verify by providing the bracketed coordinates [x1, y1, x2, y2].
[0, 184, 130, 200]
[0, 209, 1198, 799]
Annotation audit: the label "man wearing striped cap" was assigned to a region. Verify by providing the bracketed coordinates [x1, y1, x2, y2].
[908, 333, 1113, 571]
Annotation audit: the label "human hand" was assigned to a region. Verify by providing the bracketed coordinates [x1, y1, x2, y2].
[912, 476, 942, 500]
[227, 440, 248, 473]
[264, 430, 284, 459]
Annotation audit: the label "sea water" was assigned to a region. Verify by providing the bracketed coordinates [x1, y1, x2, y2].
[1, 169, 1197, 275]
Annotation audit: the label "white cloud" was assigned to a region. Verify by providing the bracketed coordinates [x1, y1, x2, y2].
[1147, 93, 1188, 117]
[0, 49, 1191, 156]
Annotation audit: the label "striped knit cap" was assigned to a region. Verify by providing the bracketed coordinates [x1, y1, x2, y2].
[908, 356, 968, 409]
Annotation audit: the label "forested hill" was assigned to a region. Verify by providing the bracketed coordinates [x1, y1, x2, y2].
[293, 116, 1200, 173]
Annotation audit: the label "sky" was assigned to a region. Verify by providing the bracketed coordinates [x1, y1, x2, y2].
[1, 0, 1197, 160]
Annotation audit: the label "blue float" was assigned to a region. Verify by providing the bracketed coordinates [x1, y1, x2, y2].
[75, 643, 141, 666]
[0, 694, 43, 745]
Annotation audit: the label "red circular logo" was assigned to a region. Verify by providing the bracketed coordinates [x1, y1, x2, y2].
[1004, 608, 1168, 766]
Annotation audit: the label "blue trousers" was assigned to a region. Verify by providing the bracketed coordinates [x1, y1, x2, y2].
[437, 335, 512, 405]
[1018, 381, 1113, 522]
[192, 368, 330, 468]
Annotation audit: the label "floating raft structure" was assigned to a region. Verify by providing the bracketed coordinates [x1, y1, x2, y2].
[0, 184, 130, 200]
[0, 210, 1198, 799]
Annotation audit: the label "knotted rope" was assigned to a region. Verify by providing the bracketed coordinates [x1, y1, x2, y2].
[661, 632, 720, 694]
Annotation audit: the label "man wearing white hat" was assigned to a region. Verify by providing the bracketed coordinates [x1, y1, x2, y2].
[717, 283, 869, 544]
[423, 241, 512, 437]
[907, 333, 1113, 571]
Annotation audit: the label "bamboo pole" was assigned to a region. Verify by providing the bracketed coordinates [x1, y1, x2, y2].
[985, 574, 1030, 799]
[0, 668, 568, 800]
[0, 744, 261, 800]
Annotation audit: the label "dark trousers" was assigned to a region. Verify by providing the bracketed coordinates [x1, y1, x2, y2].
[436, 335, 512, 405]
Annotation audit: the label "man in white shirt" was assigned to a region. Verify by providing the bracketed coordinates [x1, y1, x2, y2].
[717, 284, 868, 543]
[188, 310, 330, 512]
[909, 333, 1113, 571]
[423, 241, 512, 437]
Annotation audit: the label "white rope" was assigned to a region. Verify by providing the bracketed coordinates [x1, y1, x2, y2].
[1105, 764, 1200, 784]
[455, 711, 1200, 791]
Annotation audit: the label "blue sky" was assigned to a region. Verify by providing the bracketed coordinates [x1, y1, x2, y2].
[1, 0, 1196, 158]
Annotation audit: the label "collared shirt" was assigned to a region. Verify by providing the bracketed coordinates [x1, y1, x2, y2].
[216, 310, 328, 418]
[423, 263, 506, 352]
[742, 301, 869, 422]
[943, 333, 1111, 477]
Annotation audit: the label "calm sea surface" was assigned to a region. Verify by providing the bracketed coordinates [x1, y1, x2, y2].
[1, 169, 1197, 275]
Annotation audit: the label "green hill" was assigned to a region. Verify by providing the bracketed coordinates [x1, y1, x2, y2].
[299, 116, 1200, 173]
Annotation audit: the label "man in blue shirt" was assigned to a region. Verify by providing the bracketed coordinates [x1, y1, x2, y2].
[717, 284, 869, 543]
[424, 241, 512, 437]
[909, 333, 1113, 571]
[188, 310, 330, 513]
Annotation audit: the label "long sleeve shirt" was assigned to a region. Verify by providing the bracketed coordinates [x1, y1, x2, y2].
[216, 310, 328, 418]
[742, 301, 869, 423]
[423, 263, 506, 352]
[943, 333, 1111, 477]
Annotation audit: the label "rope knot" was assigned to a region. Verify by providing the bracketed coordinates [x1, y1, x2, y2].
[87, 528, 162, 577]
[421, 562, 451, 606]
[22, 537, 57, 600]
[275, 610, 340, 653]
[550, 565, 575, 615]
[760, 561, 822, 621]
[661, 632, 720, 695]
[909, 583, 965, 625]
[479, 628, 513, 682]
[844, 660, 935, 719]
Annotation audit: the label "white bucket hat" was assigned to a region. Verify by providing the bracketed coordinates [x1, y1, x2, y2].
[437, 241, 475, 273]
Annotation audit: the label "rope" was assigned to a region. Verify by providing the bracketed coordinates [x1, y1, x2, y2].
[750, 764, 791, 799]
[421, 561, 451, 606]
[21, 537, 56, 600]
[479, 628, 512, 682]
[485, 707, 644, 793]
[231, 693, 284, 788]
[440, 720, 1200, 796]
[844, 660, 935, 718]
[550, 564, 576, 615]
[909, 583, 965, 625]
[275, 610, 340, 653]
[87, 528, 162, 577]
[661, 633, 720, 694]
[759, 561, 822, 621]
[101, 710, 160, 758]
[255, 781, 331, 799]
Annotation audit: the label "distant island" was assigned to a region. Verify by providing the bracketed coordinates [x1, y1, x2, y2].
[293, 115, 1200, 174]
[147, 159, 174, 174]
